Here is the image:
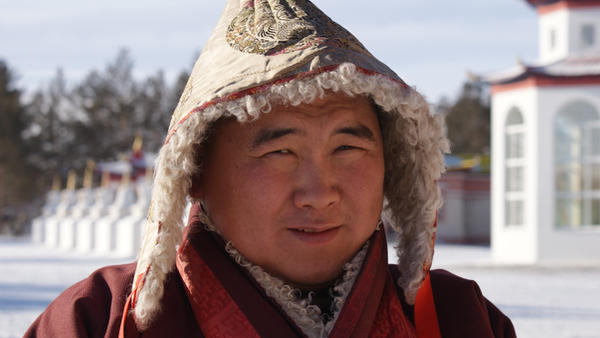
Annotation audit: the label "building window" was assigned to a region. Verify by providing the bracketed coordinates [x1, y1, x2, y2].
[554, 100, 600, 228]
[550, 28, 557, 50]
[582, 24, 595, 47]
[505, 107, 525, 226]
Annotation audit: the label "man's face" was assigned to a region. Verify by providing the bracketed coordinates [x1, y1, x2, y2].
[196, 93, 385, 289]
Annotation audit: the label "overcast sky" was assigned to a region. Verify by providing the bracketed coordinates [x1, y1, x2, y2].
[1, 0, 539, 102]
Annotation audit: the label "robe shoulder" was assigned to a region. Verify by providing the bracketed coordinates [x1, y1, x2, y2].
[24, 262, 136, 338]
[429, 269, 516, 338]
[387, 265, 515, 337]
[24, 262, 202, 338]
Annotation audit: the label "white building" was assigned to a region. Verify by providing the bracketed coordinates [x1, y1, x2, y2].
[486, 0, 600, 264]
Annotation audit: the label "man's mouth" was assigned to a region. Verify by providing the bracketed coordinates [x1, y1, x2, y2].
[288, 225, 341, 244]
[293, 228, 327, 233]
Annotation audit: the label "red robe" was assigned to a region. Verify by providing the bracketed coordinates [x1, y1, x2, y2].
[25, 225, 515, 337]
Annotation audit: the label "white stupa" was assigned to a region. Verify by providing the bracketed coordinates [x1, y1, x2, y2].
[31, 176, 62, 243]
[58, 162, 97, 251]
[75, 171, 117, 253]
[43, 171, 79, 249]
[114, 167, 153, 257]
[94, 169, 137, 255]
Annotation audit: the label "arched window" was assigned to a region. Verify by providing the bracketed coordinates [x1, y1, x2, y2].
[554, 100, 600, 228]
[505, 107, 525, 226]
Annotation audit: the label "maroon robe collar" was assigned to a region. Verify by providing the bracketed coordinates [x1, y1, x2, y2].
[174, 203, 416, 337]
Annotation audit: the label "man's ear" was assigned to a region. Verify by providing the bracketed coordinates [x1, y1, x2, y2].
[189, 143, 206, 200]
[189, 170, 203, 200]
[189, 118, 221, 200]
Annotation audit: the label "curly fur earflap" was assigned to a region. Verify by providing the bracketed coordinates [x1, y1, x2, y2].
[131, 63, 448, 329]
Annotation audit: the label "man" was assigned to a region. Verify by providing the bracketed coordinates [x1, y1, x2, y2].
[26, 1, 515, 337]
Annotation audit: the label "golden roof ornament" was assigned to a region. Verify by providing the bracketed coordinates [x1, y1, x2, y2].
[51, 175, 61, 192]
[132, 133, 143, 153]
[83, 160, 96, 189]
[66, 170, 77, 191]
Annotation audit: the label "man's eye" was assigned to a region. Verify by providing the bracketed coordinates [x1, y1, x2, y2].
[335, 145, 357, 152]
[268, 149, 292, 155]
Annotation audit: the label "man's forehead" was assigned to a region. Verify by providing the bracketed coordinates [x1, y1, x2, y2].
[210, 93, 378, 141]
[243, 96, 376, 133]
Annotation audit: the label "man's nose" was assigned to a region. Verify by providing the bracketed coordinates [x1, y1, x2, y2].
[292, 158, 341, 210]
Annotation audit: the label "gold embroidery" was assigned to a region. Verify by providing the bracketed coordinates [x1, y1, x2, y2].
[226, 0, 370, 56]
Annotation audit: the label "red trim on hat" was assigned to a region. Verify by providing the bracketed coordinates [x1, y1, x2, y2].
[164, 64, 407, 144]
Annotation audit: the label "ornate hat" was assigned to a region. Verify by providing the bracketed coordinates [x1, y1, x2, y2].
[132, 0, 448, 328]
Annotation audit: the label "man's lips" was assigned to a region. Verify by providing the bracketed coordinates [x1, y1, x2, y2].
[287, 225, 341, 244]
[288, 226, 338, 232]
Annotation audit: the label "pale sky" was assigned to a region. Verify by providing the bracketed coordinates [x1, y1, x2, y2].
[1, 0, 539, 102]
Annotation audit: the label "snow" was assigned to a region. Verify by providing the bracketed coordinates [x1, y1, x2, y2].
[426, 246, 600, 338]
[1, 237, 599, 338]
[0, 237, 131, 337]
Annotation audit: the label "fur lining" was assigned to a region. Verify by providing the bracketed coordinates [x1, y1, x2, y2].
[225, 236, 369, 338]
[132, 63, 448, 328]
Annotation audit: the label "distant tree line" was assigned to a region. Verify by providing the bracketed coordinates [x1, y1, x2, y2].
[0, 48, 189, 234]
[0, 50, 490, 235]
[436, 81, 491, 155]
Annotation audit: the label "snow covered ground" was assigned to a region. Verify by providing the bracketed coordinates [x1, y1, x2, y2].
[0, 237, 132, 338]
[427, 245, 600, 338]
[1, 236, 599, 338]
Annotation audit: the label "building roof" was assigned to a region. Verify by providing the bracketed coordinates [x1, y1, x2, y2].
[525, 0, 560, 6]
[526, 0, 600, 8]
[482, 53, 600, 85]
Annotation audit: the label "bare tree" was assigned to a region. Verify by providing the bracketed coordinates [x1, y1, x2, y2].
[440, 81, 490, 155]
[0, 60, 40, 234]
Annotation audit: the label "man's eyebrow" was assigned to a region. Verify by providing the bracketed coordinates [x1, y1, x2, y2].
[251, 128, 302, 149]
[335, 124, 376, 142]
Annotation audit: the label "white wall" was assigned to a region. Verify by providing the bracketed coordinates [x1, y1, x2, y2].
[491, 87, 539, 264]
[539, 8, 569, 63]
